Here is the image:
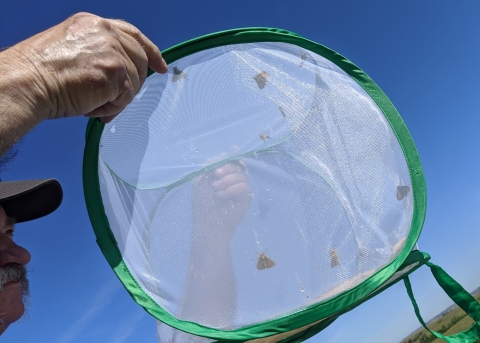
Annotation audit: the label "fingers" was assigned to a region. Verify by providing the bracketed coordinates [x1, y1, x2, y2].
[212, 162, 249, 198]
[196, 146, 249, 199]
[107, 19, 168, 74]
[83, 17, 167, 121]
[216, 182, 250, 199]
[213, 172, 247, 191]
[104, 20, 166, 115]
[84, 102, 125, 118]
[214, 161, 247, 179]
[16, 12, 169, 122]
[114, 32, 147, 94]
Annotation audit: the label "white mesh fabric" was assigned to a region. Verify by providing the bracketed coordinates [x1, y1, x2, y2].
[154, 259, 420, 343]
[98, 42, 414, 330]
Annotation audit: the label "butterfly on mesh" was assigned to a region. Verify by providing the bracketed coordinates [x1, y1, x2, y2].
[253, 71, 269, 89]
[396, 186, 410, 200]
[300, 52, 307, 68]
[259, 134, 270, 142]
[172, 66, 188, 82]
[279, 106, 286, 118]
[257, 252, 276, 270]
[330, 249, 340, 268]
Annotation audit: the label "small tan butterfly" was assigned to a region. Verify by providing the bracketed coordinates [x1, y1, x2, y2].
[259, 134, 270, 142]
[279, 106, 286, 118]
[172, 66, 187, 82]
[253, 71, 269, 89]
[396, 186, 410, 200]
[330, 249, 340, 268]
[300, 52, 307, 68]
[257, 252, 276, 270]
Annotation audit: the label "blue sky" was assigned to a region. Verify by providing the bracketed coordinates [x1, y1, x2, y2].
[1, 1, 480, 342]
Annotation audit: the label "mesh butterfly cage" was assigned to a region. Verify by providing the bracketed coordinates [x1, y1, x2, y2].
[83, 28, 480, 343]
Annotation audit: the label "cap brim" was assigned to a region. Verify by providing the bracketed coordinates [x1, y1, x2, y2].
[0, 179, 63, 223]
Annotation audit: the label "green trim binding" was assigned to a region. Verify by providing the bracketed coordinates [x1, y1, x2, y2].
[83, 27, 427, 340]
[269, 251, 431, 343]
[404, 261, 480, 343]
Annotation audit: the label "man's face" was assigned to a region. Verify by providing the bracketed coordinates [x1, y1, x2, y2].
[0, 205, 31, 333]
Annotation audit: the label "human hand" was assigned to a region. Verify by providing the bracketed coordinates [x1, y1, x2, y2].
[192, 159, 251, 243]
[2, 12, 167, 124]
[186, 157, 249, 327]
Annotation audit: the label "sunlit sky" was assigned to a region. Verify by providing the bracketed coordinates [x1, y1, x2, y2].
[1, 1, 479, 342]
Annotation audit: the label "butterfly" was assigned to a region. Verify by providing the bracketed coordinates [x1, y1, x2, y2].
[279, 106, 286, 119]
[253, 71, 269, 89]
[330, 249, 340, 268]
[172, 66, 187, 82]
[257, 252, 276, 270]
[396, 186, 410, 200]
[259, 134, 270, 142]
[300, 52, 307, 68]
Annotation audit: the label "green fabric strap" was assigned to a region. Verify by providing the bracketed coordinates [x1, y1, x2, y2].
[404, 261, 480, 343]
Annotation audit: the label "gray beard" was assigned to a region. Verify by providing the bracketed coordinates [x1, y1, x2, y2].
[0, 264, 30, 325]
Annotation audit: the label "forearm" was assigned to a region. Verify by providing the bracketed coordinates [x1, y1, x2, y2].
[180, 231, 236, 327]
[178, 161, 251, 326]
[0, 47, 50, 156]
[0, 12, 169, 157]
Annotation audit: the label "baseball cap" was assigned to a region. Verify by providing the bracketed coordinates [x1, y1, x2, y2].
[0, 179, 63, 223]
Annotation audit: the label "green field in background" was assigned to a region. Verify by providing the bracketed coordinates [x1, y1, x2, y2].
[400, 292, 480, 343]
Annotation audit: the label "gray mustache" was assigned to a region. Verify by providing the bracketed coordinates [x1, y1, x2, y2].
[0, 264, 28, 291]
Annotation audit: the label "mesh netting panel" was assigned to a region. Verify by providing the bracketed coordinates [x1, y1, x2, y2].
[154, 258, 422, 343]
[98, 42, 413, 330]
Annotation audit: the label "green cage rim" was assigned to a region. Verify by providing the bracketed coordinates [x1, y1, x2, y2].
[83, 27, 427, 341]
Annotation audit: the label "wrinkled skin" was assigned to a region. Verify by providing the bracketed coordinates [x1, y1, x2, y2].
[0, 206, 31, 335]
[0, 12, 168, 333]
[0, 12, 168, 155]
